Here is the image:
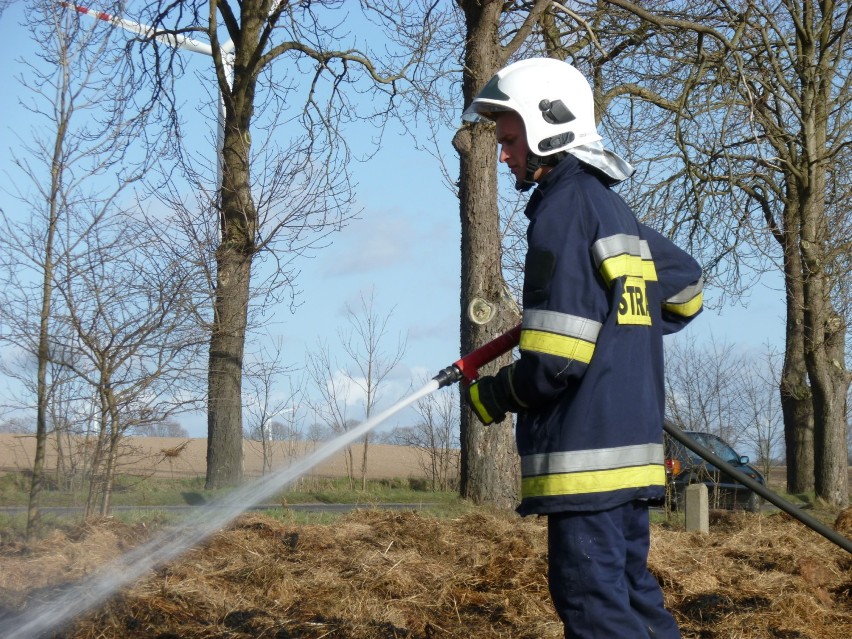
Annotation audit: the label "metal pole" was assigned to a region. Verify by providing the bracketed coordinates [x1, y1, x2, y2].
[664, 420, 852, 555]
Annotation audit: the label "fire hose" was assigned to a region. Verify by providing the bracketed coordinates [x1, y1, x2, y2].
[434, 324, 852, 555]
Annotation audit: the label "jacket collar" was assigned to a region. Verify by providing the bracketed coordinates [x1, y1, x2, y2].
[535, 152, 582, 192]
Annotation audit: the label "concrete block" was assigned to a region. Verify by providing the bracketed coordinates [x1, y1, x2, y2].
[685, 483, 709, 533]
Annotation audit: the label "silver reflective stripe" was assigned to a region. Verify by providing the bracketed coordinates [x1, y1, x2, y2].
[521, 443, 665, 476]
[591, 234, 652, 269]
[665, 275, 704, 305]
[523, 309, 602, 343]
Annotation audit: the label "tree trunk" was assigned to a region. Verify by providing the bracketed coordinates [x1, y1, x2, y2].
[811, 310, 849, 505]
[345, 446, 355, 490]
[27, 85, 66, 540]
[28, 231, 53, 540]
[779, 210, 814, 494]
[800, 199, 850, 506]
[204, 12, 264, 486]
[361, 434, 370, 492]
[100, 429, 119, 516]
[455, 0, 521, 510]
[203, 5, 266, 489]
[262, 427, 272, 475]
[802, 274, 850, 507]
[84, 401, 110, 520]
[206, 244, 251, 487]
[798, 76, 850, 507]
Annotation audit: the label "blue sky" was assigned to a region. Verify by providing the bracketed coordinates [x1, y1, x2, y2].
[0, 2, 787, 438]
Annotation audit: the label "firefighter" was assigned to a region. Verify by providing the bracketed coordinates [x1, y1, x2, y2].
[462, 58, 702, 638]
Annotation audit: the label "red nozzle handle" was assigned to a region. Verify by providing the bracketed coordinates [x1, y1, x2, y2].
[433, 325, 521, 388]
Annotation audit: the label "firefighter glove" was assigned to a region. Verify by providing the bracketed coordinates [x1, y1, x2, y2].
[465, 365, 525, 425]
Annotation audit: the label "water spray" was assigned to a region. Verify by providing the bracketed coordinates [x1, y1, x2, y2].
[4, 325, 850, 636]
[1, 328, 524, 637]
[0, 381, 439, 638]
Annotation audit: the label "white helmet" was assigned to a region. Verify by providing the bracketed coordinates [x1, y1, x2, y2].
[462, 57, 602, 156]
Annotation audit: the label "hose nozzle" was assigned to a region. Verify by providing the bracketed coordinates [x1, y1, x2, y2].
[433, 325, 521, 388]
[433, 365, 463, 389]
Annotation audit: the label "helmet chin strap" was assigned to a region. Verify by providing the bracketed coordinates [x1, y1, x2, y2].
[515, 151, 566, 192]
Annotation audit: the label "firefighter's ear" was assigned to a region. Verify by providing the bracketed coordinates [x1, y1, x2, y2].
[523, 248, 556, 304]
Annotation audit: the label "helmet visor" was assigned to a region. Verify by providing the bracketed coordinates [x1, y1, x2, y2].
[461, 74, 514, 122]
[462, 101, 514, 122]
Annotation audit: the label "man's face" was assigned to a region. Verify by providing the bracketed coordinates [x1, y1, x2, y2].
[495, 111, 530, 183]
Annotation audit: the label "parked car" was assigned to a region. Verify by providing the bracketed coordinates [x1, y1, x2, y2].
[664, 430, 765, 512]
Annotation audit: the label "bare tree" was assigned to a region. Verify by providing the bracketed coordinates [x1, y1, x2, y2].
[0, 352, 96, 492]
[665, 331, 792, 489]
[95, 0, 440, 488]
[132, 419, 189, 438]
[306, 288, 406, 491]
[665, 333, 751, 447]
[270, 394, 307, 463]
[739, 346, 786, 486]
[408, 385, 460, 491]
[306, 341, 357, 488]
[243, 337, 304, 474]
[305, 419, 331, 450]
[0, 0, 151, 538]
[568, 0, 851, 505]
[0, 418, 32, 434]
[341, 289, 406, 490]
[50, 210, 205, 518]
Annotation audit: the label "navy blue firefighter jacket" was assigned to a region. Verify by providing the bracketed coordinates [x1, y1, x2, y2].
[506, 154, 704, 516]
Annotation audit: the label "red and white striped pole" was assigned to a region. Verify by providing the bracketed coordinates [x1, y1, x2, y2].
[61, 2, 234, 212]
[59, 2, 216, 56]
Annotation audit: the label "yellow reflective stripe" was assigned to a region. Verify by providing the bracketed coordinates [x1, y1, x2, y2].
[599, 254, 658, 285]
[663, 277, 704, 318]
[468, 383, 494, 424]
[520, 329, 595, 364]
[522, 465, 666, 497]
[593, 234, 658, 286]
[643, 260, 658, 282]
[663, 290, 703, 318]
[505, 365, 528, 409]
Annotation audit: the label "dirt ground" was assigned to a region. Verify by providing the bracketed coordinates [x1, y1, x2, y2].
[0, 507, 851, 638]
[2, 434, 851, 637]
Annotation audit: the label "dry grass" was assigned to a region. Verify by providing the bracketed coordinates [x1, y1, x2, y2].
[1, 507, 850, 638]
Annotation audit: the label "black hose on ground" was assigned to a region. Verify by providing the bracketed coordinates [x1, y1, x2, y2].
[663, 419, 852, 555]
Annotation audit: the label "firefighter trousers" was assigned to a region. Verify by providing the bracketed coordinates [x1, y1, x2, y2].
[547, 501, 681, 639]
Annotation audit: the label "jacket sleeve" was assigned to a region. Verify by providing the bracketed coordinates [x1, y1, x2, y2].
[508, 188, 609, 408]
[640, 223, 704, 335]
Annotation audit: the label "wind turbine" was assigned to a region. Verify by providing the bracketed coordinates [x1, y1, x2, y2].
[61, 2, 235, 193]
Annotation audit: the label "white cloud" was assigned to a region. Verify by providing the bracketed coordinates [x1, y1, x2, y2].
[322, 211, 413, 276]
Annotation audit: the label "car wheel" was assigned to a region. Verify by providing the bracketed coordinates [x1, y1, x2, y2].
[745, 491, 762, 513]
[670, 486, 685, 512]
